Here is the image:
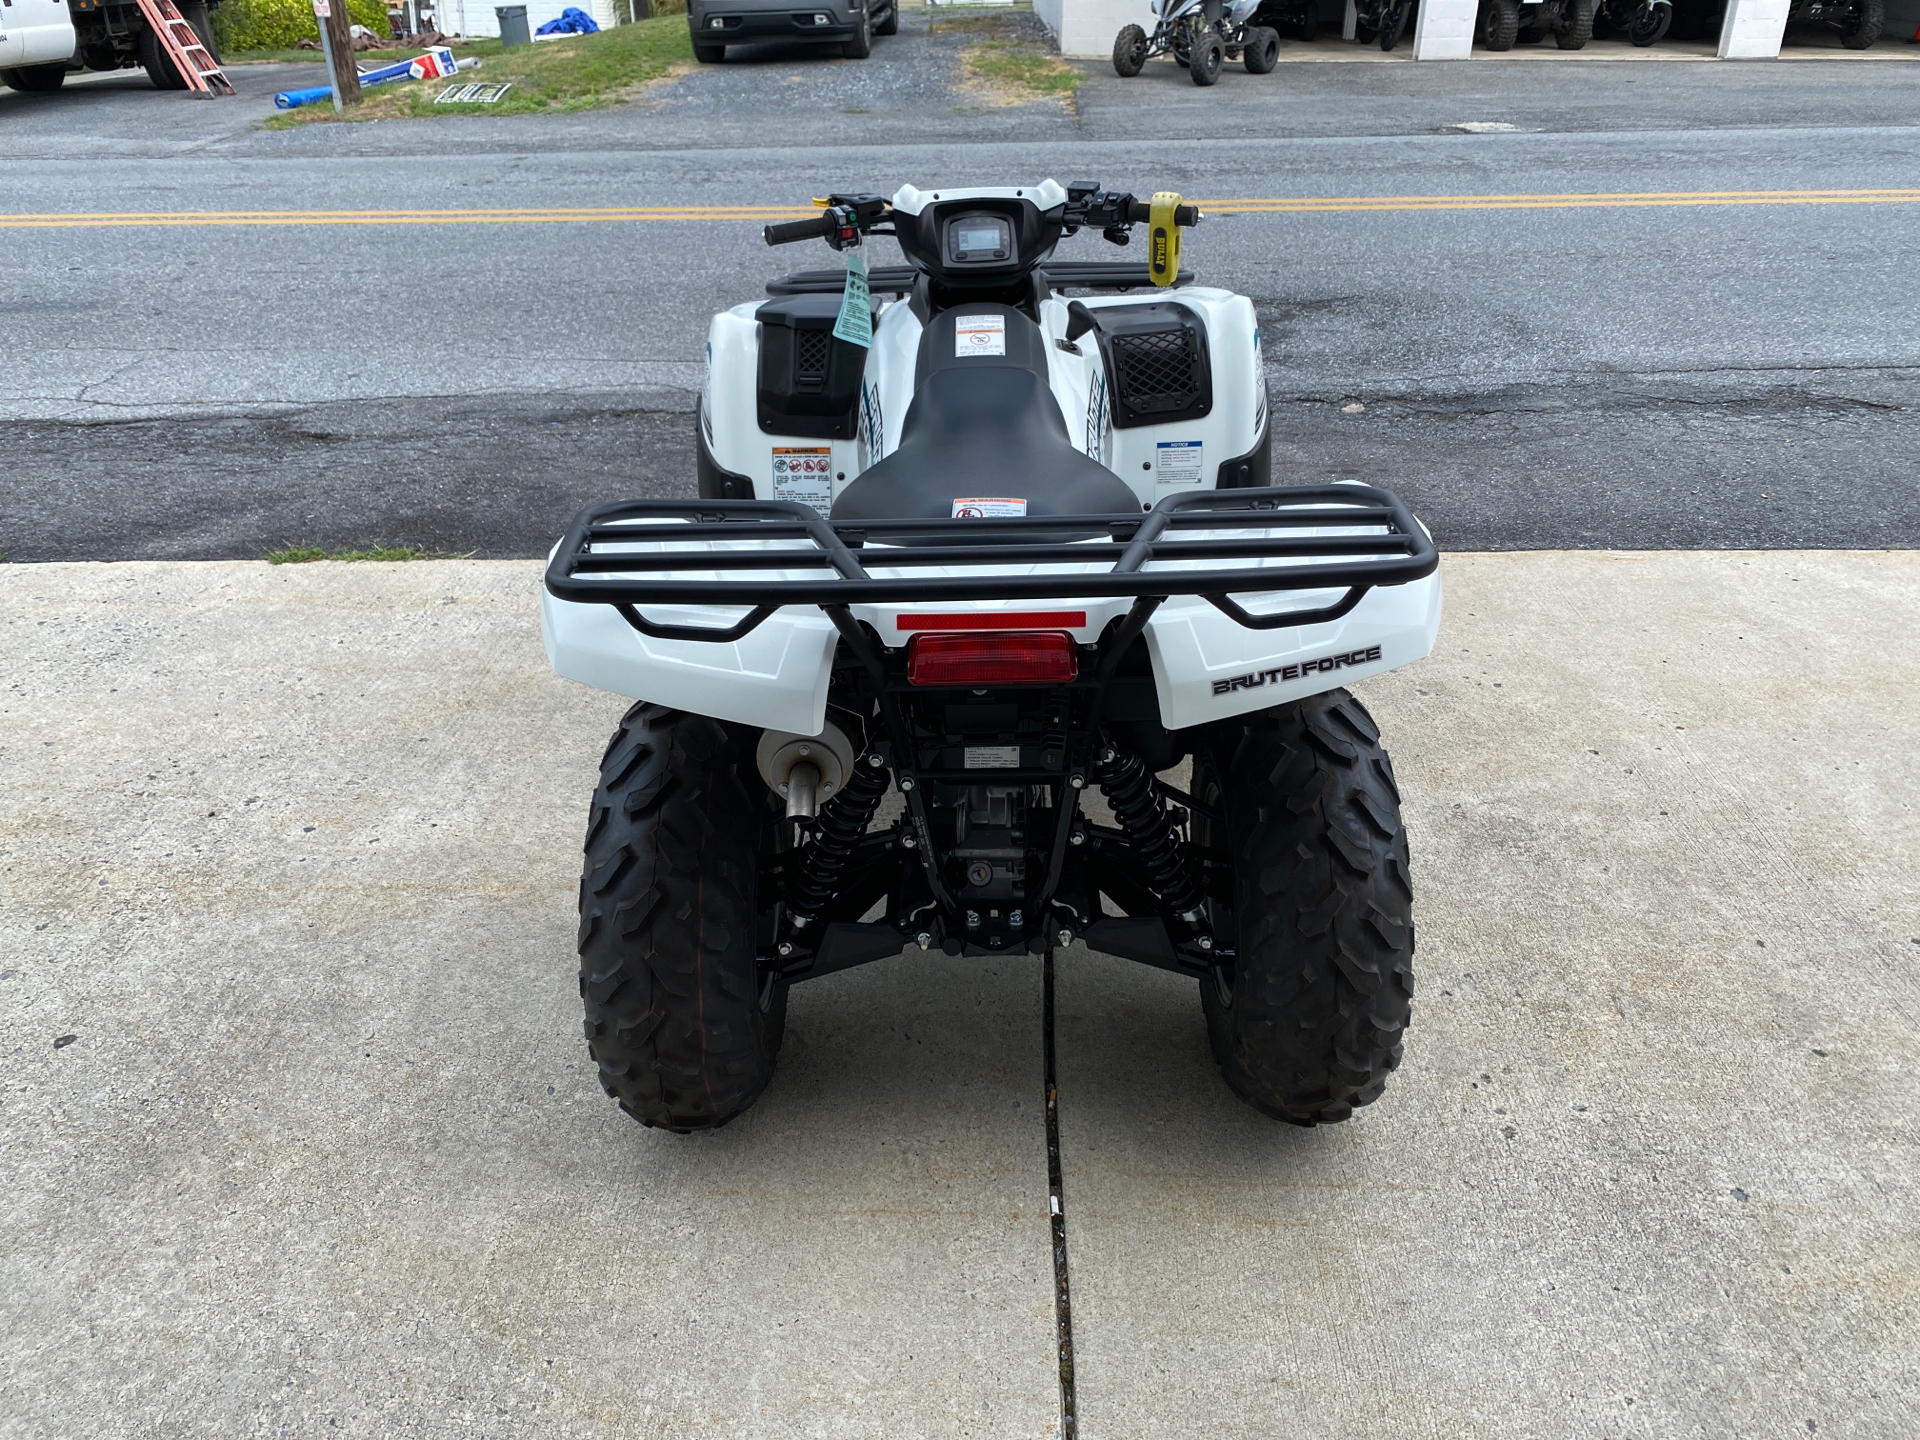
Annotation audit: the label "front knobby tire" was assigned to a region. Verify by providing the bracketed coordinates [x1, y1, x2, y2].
[1113, 23, 1149, 74]
[1189, 30, 1225, 83]
[1839, 0, 1881, 46]
[1196, 690, 1416, 1125]
[578, 703, 787, 1133]
[1479, 0, 1520, 47]
[1556, 0, 1594, 46]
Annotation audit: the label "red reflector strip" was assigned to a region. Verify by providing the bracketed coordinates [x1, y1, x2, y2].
[895, 611, 1087, 633]
[906, 632, 1079, 686]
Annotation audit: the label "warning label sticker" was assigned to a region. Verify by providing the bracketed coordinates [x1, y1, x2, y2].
[964, 745, 1020, 770]
[1155, 440, 1205, 486]
[954, 314, 1006, 358]
[952, 496, 1027, 519]
[772, 447, 833, 514]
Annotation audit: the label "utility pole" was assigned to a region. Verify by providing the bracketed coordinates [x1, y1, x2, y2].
[313, 0, 363, 111]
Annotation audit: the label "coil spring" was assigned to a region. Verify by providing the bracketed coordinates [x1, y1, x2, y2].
[1096, 742, 1206, 924]
[786, 753, 890, 927]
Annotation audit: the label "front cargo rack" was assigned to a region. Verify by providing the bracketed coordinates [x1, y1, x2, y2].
[765, 261, 1193, 297]
[545, 485, 1437, 643]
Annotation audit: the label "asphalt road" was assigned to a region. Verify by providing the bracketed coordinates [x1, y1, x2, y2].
[2, 24, 1916, 559]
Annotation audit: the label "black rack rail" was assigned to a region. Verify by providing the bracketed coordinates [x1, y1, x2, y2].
[764, 261, 1194, 298]
[545, 485, 1437, 643]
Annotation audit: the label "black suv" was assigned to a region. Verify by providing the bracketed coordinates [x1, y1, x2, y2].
[688, 0, 899, 61]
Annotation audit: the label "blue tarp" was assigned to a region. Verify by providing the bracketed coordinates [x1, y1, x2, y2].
[536, 6, 600, 32]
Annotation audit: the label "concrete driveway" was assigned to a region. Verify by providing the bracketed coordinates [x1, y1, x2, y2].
[3, 550, 1915, 1436]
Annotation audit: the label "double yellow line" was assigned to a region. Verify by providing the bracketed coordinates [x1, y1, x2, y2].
[3, 188, 1917, 229]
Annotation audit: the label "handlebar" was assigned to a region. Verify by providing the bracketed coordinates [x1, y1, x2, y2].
[764, 214, 840, 246]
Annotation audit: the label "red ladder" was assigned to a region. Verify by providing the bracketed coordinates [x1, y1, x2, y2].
[134, 0, 235, 95]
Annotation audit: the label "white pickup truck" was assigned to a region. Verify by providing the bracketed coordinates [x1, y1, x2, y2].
[1, 0, 218, 92]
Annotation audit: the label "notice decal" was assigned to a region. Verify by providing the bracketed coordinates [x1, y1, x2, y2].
[1155, 440, 1205, 486]
[954, 314, 1007, 358]
[772, 446, 833, 515]
[952, 497, 1027, 519]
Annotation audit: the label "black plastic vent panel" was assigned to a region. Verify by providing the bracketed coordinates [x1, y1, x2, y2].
[1111, 329, 1203, 416]
[1089, 303, 1212, 430]
[796, 328, 831, 383]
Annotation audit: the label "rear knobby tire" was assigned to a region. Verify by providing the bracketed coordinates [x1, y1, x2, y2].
[1244, 25, 1280, 70]
[1113, 23, 1149, 75]
[1189, 30, 1225, 83]
[1556, 0, 1594, 46]
[1839, 0, 1881, 46]
[578, 703, 787, 1133]
[1196, 690, 1416, 1125]
[1479, 0, 1520, 47]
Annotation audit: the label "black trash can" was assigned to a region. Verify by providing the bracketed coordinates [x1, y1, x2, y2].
[495, 4, 530, 46]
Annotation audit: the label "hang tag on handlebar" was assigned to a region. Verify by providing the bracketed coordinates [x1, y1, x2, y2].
[1148, 191, 1182, 288]
[832, 250, 872, 350]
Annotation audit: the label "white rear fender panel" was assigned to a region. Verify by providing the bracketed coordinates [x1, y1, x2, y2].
[1145, 572, 1442, 731]
[541, 582, 838, 734]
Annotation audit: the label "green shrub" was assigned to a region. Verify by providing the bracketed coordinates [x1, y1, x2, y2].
[215, 0, 394, 53]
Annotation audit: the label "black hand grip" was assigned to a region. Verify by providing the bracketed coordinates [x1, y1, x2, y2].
[765, 214, 837, 246]
[1124, 199, 1203, 226]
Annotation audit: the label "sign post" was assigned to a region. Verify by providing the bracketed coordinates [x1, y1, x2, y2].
[312, 0, 362, 113]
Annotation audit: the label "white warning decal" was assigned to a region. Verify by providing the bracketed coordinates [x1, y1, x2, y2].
[954, 314, 1006, 358]
[772, 446, 833, 515]
[952, 496, 1027, 518]
[1155, 440, 1205, 486]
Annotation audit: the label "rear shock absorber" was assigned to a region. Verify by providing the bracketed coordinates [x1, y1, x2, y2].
[784, 751, 891, 938]
[1095, 741, 1209, 942]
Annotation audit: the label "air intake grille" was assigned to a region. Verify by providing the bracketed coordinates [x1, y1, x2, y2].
[796, 328, 831, 379]
[1111, 329, 1202, 415]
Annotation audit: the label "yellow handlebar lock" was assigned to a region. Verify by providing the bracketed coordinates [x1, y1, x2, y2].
[1148, 191, 1182, 288]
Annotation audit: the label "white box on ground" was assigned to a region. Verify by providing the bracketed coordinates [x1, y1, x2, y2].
[1412, 0, 1475, 58]
[1043, 0, 1154, 58]
[1717, 0, 1789, 56]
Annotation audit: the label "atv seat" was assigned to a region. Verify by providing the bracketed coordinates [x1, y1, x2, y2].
[831, 303, 1141, 525]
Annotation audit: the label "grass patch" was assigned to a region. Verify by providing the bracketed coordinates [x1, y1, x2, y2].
[265, 542, 445, 564]
[262, 16, 691, 125]
[962, 40, 1081, 101]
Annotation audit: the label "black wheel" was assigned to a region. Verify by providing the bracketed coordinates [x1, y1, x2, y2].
[2, 63, 68, 92]
[1189, 30, 1225, 83]
[1295, 0, 1320, 37]
[578, 703, 788, 1133]
[1379, 0, 1410, 48]
[873, 0, 898, 34]
[1555, 0, 1593, 45]
[1194, 690, 1416, 1126]
[692, 39, 726, 61]
[1244, 24, 1280, 68]
[1478, 0, 1520, 46]
[1839, 0, 1881, 46]
[1627, 0, 1671, 41]
[842, 7, 872, 57]
[1113, 22, 1149, 74]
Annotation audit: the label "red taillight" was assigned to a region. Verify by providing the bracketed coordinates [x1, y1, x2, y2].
[906, 631, 1079, 687]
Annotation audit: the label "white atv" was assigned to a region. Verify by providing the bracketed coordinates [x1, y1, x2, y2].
[1112, 0, 1280, 84]
[543, 180, 1440, 1132]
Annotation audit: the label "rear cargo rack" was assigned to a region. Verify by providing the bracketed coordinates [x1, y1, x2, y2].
[545, 485, 1437, 643]
[765, 261, 1193, 297]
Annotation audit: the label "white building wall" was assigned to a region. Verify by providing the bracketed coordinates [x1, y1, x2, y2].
[1717, 0, 1789, 56]
[433, 0, 618, 38]
[1052, 0, 1154, 57]
[1412, 0, 1475, 57]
